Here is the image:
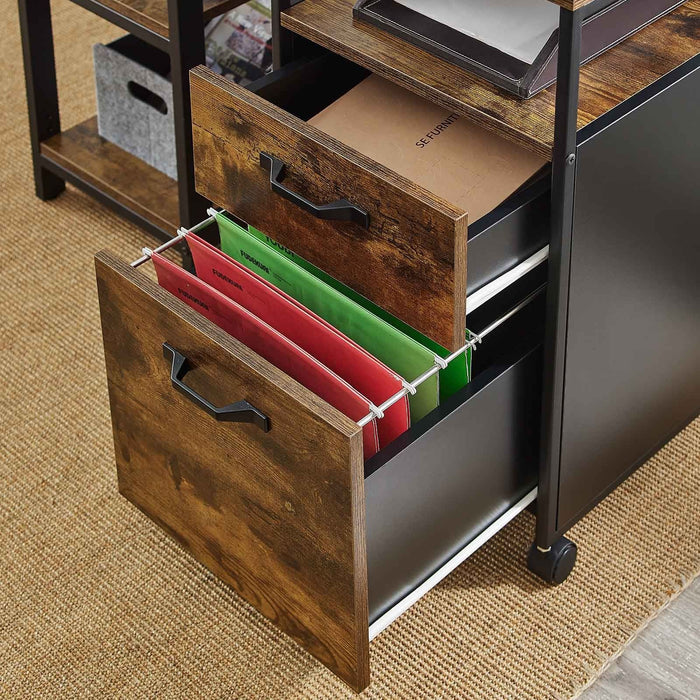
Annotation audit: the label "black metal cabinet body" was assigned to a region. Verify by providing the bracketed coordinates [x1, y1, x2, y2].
[552, 58, 700, 535]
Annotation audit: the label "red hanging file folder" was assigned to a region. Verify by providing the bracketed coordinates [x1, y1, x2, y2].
[185, 232, 410, 448]
[152, 253, 380, 459]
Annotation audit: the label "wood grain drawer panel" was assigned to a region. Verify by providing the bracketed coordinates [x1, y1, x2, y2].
[190, 66, 468, 351]
[95, 251, 369, 691]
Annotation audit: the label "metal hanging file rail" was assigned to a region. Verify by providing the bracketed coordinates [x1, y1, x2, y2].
[131, 211, 545, 428]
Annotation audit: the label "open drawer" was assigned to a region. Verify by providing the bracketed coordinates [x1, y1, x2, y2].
[190, 52, 550, 351]
[95, 246, 544, 692]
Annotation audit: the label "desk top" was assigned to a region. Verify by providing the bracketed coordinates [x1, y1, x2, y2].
[282, 0, 699, 157]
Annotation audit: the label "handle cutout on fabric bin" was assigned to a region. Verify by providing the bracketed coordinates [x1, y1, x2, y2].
[163, 343, 270, 432]
[128, 81, 168, 115]
[259, 152, 370, 228]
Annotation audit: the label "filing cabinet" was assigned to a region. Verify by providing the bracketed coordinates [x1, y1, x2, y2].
[93, 0, 700, 691]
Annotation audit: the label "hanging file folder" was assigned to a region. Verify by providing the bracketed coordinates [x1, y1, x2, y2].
[215, 212, 441, 423]
[185, 232, 410, 448]
[248, 225, 473, 400]
[218, 213, 472, 402]
[152, 252, 381, 459]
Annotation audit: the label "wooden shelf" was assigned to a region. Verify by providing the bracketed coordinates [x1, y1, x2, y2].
[282, 0, 700, 158]
[82, 0, 246, 40]
[550, 0, 598, 9]
[40, 117, 180, 234]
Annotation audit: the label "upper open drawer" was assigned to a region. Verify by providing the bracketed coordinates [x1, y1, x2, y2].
[190, 60, 467, 350]
[190, 54, 546, 351]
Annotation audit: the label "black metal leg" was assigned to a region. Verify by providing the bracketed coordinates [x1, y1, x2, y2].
[168, 0, 209, 231]
[18, 0, 65, 200]
[272, 0, 297, 69]
[535, 7, 583, 552]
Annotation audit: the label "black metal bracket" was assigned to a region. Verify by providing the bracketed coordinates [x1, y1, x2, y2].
[163, 343, 270, 432]
[260, 152, 370, 228]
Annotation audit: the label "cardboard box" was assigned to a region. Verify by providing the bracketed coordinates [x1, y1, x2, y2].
[309, 74, 547, 223]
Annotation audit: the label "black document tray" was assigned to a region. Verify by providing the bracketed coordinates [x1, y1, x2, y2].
[353, 0, 683, 98]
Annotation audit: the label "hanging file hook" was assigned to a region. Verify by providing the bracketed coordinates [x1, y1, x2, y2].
[130, 213, 219, 268]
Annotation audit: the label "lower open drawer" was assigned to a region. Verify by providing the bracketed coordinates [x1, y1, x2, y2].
[95, 246, 544, 692]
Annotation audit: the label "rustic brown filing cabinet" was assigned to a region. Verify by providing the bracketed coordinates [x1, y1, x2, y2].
[91, 0, 699, 692]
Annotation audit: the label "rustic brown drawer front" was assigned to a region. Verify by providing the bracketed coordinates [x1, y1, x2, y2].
[190, 67, 468, 351]
[95, 251, 369, 692]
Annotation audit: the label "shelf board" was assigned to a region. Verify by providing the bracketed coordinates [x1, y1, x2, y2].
[282, 0, 700, 158]
[40, 117, 180, 234]
[549, 0, 598, 9]
[77, 0, 246, 40]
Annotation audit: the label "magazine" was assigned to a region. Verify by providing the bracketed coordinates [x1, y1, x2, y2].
[204, 1, 272, 85]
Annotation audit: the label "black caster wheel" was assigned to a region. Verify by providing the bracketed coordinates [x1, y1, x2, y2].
[527, 536, 577, 584]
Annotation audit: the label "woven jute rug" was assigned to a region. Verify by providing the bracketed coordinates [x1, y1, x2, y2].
[1, 2, 698, 698]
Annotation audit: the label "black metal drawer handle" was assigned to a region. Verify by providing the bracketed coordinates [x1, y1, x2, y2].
[259, 152, 370, 228]
[163, 343, 270, 432]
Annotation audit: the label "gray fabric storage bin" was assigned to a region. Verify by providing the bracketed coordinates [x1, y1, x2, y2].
[94, 35, 177, 179]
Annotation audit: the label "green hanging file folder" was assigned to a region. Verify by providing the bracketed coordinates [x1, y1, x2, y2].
[216, 212, 443, 423]
[272, 247, 472, 399]
[225, 214, 472, 401]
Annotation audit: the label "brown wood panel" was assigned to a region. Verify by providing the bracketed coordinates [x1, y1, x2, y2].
[549, 0, 597, 9]
[203, 0, 248, 22]
[95, 251, 370, 691]
[190, 67, 468, 350]
[282, 0, 700, 157]
[95, 0, 247, 38]
[41, 117, 179, 234]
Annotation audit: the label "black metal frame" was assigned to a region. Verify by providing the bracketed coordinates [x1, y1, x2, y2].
[68, 0, 170, 52]
[272, 0, 300, 69]
[18, 0, 65, 202]
[271, 0, 318, 70]
[168, 0, 210, 229]
[536, 7, 584, 550]
[18, 0, 209, 239]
